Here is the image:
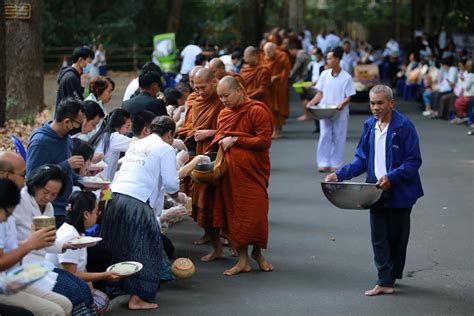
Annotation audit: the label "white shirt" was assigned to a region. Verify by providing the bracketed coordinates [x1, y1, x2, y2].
[46, 223, 87, 273]
[325, 33, 341, 51]
[316, 34, 329, 54]
[123, 78, 139, 101]
[0, 217, 20, 271]
[180, 44, 202, 75]
[374, 122, 389, 180]
[96, 132, 132, 181]
[220, 55, 236, 73]
[383, 39, 400, 57]
[438, 66, 458, 93]
[463, 73, 474, 97]
[342, 51, 358, 76]
[309, 59, 325, 83]
[112, 134, 179, 208]
[316, 69, 356, 107]
[13, 187, 65, 266]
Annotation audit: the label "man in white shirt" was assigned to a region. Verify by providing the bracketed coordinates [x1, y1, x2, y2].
[307, 47, 356, 172]
[341, 40, 359, 76]
[179, 42, 204, 77]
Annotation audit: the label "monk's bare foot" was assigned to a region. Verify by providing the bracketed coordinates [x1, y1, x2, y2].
[364, 285, 394, 296]
[251, 252, 274, 272]
[297, 114, 309, 121]
[128, 295, 158, 310]
[223, 239, 230, 247]
[194, 234, 210, 245]
[201, 249, 225, 262]
[230, 247, 238, 257]
[223, 262, 252, 276]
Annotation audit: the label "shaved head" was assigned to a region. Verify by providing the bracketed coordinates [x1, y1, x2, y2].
[208, 58, 226, 79]
[0, 151, 26, 188]
[219, 76, 240, 91]
[217, 76, 244, 109]
[244, 46, 259, 66]
[189, 65, 203, 79]
[193, 68, 218, 99]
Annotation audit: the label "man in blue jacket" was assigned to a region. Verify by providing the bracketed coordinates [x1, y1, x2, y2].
[27, 98, 86, 227]
[325, 85, 423, 296]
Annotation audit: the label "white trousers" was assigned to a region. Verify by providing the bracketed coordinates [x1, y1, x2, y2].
[316, 108, 349, 168]
[0, 285, 72, 316]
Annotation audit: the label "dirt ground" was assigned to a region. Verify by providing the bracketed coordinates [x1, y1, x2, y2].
[1, 71, 136, 151]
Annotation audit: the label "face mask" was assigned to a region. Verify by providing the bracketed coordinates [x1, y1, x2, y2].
[68, 127, 82, 136]
[83, 63, 92, 74]
[311, 55, 317, 61]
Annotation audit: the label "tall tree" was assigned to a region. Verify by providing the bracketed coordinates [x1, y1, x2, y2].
[6, 0, 44, 120]
[167, 0, 183, 33]
[239, 0, 267, 47]
[0, 0, 6, 126]
[288, 0, 304, 32]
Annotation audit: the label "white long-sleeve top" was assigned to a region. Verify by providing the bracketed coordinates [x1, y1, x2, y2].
[96, 132, 132, 181]
[13, 187, 65, 266]
[112, 133, 179, 210]
[463, 73, 474, 97]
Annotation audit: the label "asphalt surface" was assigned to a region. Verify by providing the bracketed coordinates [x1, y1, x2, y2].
[110, 93, 473, 315]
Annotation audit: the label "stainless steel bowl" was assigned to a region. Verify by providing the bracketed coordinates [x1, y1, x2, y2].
[308, 105, 338, 120]
[320, 181, 383, 209]
[194, 161, 215, 172]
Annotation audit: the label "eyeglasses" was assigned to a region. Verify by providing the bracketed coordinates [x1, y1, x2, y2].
[3, 207, 13, 218]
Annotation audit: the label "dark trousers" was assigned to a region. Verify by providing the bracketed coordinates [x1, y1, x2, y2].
[370, 205, 412, 287]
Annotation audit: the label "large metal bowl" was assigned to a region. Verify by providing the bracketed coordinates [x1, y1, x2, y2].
[308, 105, 338, 120]
[320, 181, 383, 210]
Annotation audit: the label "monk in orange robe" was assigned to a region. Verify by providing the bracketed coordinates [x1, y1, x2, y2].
[175, 65, 203, 140]
[263, 42, 291, 139]
[187, 68, 225, 260]
[240, 46, 273, 110]
[209, 58, 247, 93]
[207, 76, 274, 276]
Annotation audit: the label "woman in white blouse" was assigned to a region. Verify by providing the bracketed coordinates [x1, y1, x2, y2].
[101, 116, 180, 310]
[89, 108, 132, 181]
[13, 164, 97, 314]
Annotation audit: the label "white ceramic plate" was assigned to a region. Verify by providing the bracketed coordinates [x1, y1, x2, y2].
[106, 261, 143, 276]
[8, 263, 49, 285]
[69, 236, 102, 248]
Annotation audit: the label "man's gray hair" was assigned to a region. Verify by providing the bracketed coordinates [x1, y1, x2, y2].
[369, 85, 394, 100]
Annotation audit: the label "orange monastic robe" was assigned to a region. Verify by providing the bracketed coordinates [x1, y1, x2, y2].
[264, 51, 291, 122]
[190, 92, 224, 228]
[239, 64, 272, 110]
[207, 98, 273, 248]
[175, 91, 199, 140]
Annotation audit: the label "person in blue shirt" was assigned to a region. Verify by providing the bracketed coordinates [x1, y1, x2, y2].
[326, 85, 423, 296]
[27, 98, 86, 228]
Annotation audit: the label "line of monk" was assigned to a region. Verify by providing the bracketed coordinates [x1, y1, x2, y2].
[177, 42, 292, 274]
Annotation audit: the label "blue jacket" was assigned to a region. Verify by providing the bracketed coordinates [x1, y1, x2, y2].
[26, 123, 77, 216]
[336, 109, 424, 208]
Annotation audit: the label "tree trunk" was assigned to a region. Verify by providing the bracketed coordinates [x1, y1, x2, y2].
[239, 0, 267, 47]
[0, 0, 6, 126]
[166, 0, 183, 33]
[424, 0, 431, 34]
[288, 0, 305, 31]
[5, 0, 43, 121]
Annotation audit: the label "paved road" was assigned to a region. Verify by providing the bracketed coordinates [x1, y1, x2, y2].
[111, 94, 473, 315]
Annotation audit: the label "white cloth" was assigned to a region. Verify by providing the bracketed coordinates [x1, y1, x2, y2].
[315, 69, 356, 106]
[463, 73, 474, 97]
[0, 217, 20, 271]
[383, 39, 400, 57]
[123, 78, 139, 101]
[112, 134, 179, 209]
[316, 34, 329, 54]
[325, 33, 341, 51]
[13, 187, 65, 266]
[438, 66, 458, 93]
[374, 122, 389, 180]
[341, 51, 358, 76]
[309, 59, 325, 83]
[315, 68, 355, 169]
[180, 44, 202, 75]
[96, 132, 132, 181]
[220, 55, 236, 73]
[46, 223, 87, 273]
